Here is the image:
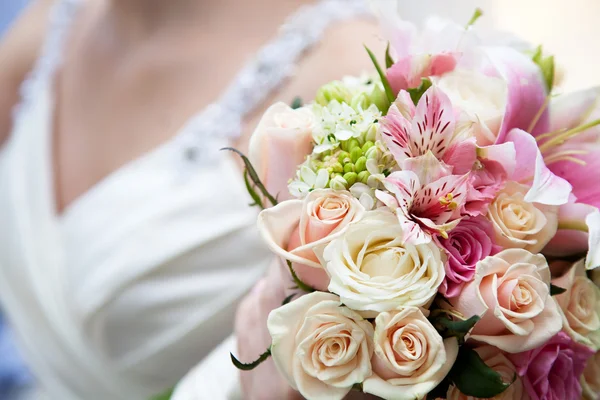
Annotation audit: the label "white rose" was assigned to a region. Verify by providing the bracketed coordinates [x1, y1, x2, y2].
[267, 292, 374, 400]
[487, 181, 558, 253]
[323, 210, 445, 312]
[453, 249, 563, 353]
[582, 351, 600, 400]
[363, 307, 459, 400]
[248, 102, 315, 201]
[435, 69, 508, 146]
[552, 259, 600, 350]
[446, 346, 528, 400]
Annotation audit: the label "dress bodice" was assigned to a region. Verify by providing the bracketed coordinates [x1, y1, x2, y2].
[0, 0, 370, 399]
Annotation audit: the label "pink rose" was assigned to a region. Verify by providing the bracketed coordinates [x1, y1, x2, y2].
[446, 345, 529, 400]
[453, 249, 563, 353]
[257, 189, 365, 291]
[248, 102, 315, 201]
[582, 350, 600, 400]
[437, 216, 501, 298]
[507, 332, 595, 400]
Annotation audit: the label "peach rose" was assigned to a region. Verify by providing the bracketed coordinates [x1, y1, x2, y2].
[363, 307, 458, 400]
[582, 350, 600, 400]
[552, 259, 600, 350]
[267, 292, 374, 400]
[446, 346, 529, 400]
[453, 249, 562, 353]
[257, 189, 365, 291]
[248, 102, 315, 201]
[487, 181, 558, 253]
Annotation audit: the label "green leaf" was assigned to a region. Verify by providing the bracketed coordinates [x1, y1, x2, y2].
[287, 260, 316, 293]
[385, 42, 394, 69]
[532, 45, 555, 91]
[449, 347, 511, 398]
[222, 147, 278, 207]
[290, 96, 303, 109]
[407, 78, 433, 105]
[231, 347, 271, 371]
[150, 387, 174, 400]
[364, 45, 395, 110]
[550, 284, 567, 296]
[282, 293, 297, 305]
[244, 170, 265, 209]
[466, 8, 483, 28]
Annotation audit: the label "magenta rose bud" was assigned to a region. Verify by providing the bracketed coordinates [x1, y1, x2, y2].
[507, 332, 595, 400]
[437, 216, 500, 298]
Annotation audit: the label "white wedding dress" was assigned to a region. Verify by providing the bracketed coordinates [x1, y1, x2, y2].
[0, 0, 370, 399]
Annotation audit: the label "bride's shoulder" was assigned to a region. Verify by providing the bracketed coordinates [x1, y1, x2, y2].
[0, 0, 57, 145]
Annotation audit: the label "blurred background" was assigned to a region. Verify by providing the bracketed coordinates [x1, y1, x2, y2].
[0, 0, 598, 399]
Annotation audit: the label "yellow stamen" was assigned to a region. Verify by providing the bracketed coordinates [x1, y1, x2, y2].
[527, 94, 551, 133]
[439, 193, 458, 210]
[544, 149, 588, 165]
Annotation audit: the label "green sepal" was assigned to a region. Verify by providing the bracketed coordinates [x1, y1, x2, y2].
[532, 45, 555, 91]
[222, 147, 278, 208]
[550, 283, 567, 296]
[364, 45, 395, 111]
[352, 382, 364, 392]
[430, 312, 480, 344]
[231, 347, 272, 371]
[385, 42, 394, 69]
[286, 260, 316, 293]
[426, 378, 451, 400]
[449, 347, 513, 398]
[407, 78, 433, 105]
[290, 96, 303, 109]
[150, 387, 174, 400]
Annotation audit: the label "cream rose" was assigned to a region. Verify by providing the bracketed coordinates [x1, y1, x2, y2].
[322, 210, 445, 312]
[435, 69, 508, 146]
[487, 181, 558, 253]
[258, 189, 365, 291]
[553, 259, 600, 350]
[248, 102, 315, 201]
[582, 351, 600, 400]
[453, 249, 562, 353]
[267, 292, 374, 400]
[362, 307, 458, 400]
[446, 346, 528, 400]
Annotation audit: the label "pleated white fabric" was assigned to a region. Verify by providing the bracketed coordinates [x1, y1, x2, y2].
[0, 0, 370, 399]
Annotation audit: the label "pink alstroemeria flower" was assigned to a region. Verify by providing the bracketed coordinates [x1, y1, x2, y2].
[387, 53, 457, 94]
[377, 171, 469, 244]
[380, 86, 477, 180]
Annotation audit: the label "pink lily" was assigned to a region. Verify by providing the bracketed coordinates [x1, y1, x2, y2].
[377, 171, 470, 244]
[386, 53, 457, 94]
[380, 86, 477, 180]
[544, 202, 600, 270]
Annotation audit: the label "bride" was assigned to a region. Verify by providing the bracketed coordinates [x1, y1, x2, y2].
[0, 0, 381, 398]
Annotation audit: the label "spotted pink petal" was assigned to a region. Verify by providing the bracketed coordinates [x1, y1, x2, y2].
[382, 170, 420, 214]
[415, 173, 470, 225]
[397, 212, 432, 245]
[380, 103, 413, 164]
[505, 128, 571, 205]
[410, 86, 456, 158]
[484, 47, 550, 142]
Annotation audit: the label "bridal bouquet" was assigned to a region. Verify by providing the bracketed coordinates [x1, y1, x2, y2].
[229, 7, 600, 400]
